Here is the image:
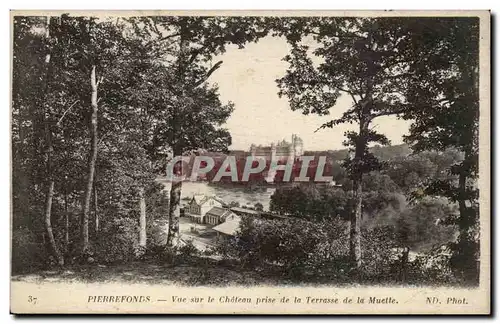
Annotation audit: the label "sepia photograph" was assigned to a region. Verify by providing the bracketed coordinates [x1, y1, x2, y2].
[9, 10, 490, 314]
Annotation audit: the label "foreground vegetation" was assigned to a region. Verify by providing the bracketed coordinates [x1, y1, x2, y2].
[12, 16, 479, 287]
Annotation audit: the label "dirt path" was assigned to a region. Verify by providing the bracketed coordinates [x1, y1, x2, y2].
[11, 260, 276, 286]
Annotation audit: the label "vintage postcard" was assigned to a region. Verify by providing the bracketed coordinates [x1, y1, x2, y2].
[10, 10, 490, 314]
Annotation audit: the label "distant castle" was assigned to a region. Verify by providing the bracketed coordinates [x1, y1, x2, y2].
[249, 134, 304, 161]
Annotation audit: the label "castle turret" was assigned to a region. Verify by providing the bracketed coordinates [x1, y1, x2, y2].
[250, 144, 257, 157]
[291, 134, 304, 160]
[270, 142, 277, 161]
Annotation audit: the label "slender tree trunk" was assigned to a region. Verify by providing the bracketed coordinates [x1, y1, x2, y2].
[94, 182, 99, 236]
[80, 65, 98, 254]
[166, 180, 182, 246]
[456, 148, 478, 282]
[166, 149, 182, 246]
[350, 178, 362, 269]
[64, 191, 69, 250]
[458, 169, 468, 233]
[166, 181, 182, 246]
[139, 187, 147, 248]
[42, 16, 64, 266]
[44, 170, 64, 266]
[349, 117, 369, 271]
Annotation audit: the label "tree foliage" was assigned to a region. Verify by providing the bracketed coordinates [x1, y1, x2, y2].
[11, 14, 270, 267]
[273, 17, 479, 275]
[11, 16, 481, 286]
[274, 17, 433, 268]
[400, 18, 480, 283]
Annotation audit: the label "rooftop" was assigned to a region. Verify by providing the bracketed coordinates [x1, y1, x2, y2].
[212, 215, 242, 236]
[191, 194, 225, 206]
[230, 207, 260, 215]
[206, 206, 231, 217]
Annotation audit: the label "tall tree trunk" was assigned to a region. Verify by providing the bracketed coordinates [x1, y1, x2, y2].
[94, 181, 99, 237]
[349, 117, 368, 271]
[64, 189, 69, 251]
[42, 16, 64, 266]
[80, 65, 98, 254]
[166, 23, 187, 247]
[166, 148, 182, 246]
[456, 148, 478, 282]
[349, 178, 362, 269]
[458, 169, 468, 233]
[44, 166, 64, 266]
[139, 187, 147, 248]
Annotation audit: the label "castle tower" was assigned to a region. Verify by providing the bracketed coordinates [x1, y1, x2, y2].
[270, 142, 277, 161]
[250, 144, 257, 157]
[291, 134, 303, 160]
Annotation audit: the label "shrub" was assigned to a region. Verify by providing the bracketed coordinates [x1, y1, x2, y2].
[395, 198, 456, 250]
[303, 221, 350, 280]
[94, 218, 139, 264]
[215, 216, 352, 281]
[144, 237, 201, 266]
[360, 225, 400, 282]
[407, 244, 459, 285]
[178, 239, 199, 259]
[449, 238, 479, 285]
[11, 227, 48, 274]
[213, 215, 460, 285]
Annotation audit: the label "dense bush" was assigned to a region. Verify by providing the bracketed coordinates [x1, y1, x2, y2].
[407, 245, 459, 285]
[215, 216, 403, 282]
[178, 239, 200, 259]
[94, 218, 139, 264]
[360, 226, 400, 282]
[144, 235, 203, 266]
[270, 184, 350, 221]
[396, 198, 456, 251]
[212, 215, 465, 285]
[12, 227, 48, 273]
[236, 217, 326, 275]
[301, 221, 351, 280]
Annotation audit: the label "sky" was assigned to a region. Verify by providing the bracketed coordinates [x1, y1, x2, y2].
[210, 36, 412, 152]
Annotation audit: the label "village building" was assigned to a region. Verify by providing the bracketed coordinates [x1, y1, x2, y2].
[184, 194, 225, 223]
[212, 214, 242, 240]
[204, 206, 238, 226]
